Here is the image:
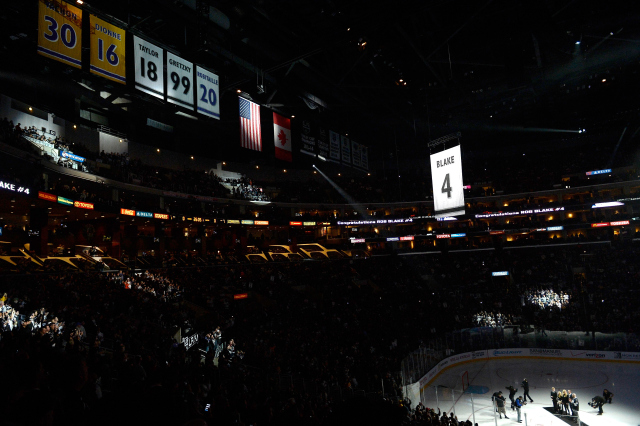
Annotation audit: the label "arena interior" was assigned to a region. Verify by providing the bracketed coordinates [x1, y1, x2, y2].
[1, 1, 640, 425]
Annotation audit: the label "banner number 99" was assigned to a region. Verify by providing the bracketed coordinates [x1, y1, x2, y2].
[170, 72, 191, 95]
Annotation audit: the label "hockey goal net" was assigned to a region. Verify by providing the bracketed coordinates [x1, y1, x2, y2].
[461, 371, 469, 392]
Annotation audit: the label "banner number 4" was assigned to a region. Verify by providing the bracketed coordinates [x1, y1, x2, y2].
[441, 173, 452, 198]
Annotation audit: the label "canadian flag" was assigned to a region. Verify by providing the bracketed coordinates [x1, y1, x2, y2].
[273, 112, 292, 162]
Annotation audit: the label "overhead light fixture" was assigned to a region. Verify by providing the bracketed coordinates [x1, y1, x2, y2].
[602, 78, 607, 83]
[157, 148, 160, 152]
[575, 40, 581, 45]
[291, 115, 295, 118]
[191, 156, 194, 160]
[28, 107, 33, 111]
[73, 125, 77, 129]
[237, 89, 242, 93]
[176, 111, 198, 120]
[77, 0, 83, 4]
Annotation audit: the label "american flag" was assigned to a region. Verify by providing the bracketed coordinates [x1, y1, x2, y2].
[239, 97, 262, 151]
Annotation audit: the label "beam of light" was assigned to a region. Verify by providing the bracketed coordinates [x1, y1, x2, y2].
[313, 165, 368, 217]
[450, 119, 581, 134]
[481, 124, 580, 133]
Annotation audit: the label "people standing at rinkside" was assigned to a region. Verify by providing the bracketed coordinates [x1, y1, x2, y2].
[550, 387, 559, 412]
[506, 385, 518, 411]
[495, 391, 509, 419]
[515, 396, 524, 423]
[521, 378, 533, 402]
[590, 395, 606, 415]
[570, 393, 579, 423]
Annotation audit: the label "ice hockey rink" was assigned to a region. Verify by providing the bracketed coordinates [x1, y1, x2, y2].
[418, 357, 640, 426]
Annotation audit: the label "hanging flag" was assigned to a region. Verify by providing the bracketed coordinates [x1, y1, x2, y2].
[273, 112, 292, 162]
[239, 97, 262, 151]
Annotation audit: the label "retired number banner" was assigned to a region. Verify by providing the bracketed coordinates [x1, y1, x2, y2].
[89, 15, 126, 84]
[430, 145, 465, 218]
[166, 52, 194, 109]
[196, 66, 220, 119]
[37, 0, 82, 68]
[134, 35, 164, 99]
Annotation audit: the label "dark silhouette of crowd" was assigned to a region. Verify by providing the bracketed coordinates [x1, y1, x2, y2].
[1, 241, 640, 425]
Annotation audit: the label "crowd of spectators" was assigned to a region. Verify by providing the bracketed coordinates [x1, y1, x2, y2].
[227, 177, 270, 202]
[524, 289, 569, 309]
[472, 312, 514, 328]
[118, 270, 183, 303]
[409, 403, 473, 426]
[1, 241, 640, 425]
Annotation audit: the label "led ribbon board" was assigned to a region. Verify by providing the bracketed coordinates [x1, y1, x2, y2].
[430, 145, 465, 218]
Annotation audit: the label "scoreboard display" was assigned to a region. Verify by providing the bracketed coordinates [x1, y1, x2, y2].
[90, 15, 126, 84]
[133, 35, 164, 99]
[37, 0, 82, 68]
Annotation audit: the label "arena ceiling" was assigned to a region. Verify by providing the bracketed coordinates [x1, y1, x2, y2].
[1, 0, 640, 155]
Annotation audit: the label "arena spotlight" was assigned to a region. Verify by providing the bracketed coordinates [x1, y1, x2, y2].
[313, 165, 368, 218]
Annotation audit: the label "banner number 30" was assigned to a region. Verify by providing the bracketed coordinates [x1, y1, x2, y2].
[43, 15, 77, 48]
